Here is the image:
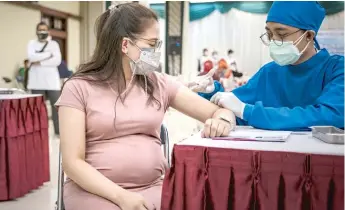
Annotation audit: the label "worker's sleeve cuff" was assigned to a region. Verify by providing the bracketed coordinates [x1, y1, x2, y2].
[243, 104, 254, 121]
[197, 81, 224, 101]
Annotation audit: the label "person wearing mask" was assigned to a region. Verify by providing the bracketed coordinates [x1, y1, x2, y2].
[211, 50, 219, 66]
[210, 1, 344, 131]
[226, 49, 237, 70]
[227, 49, 243, 78]
[198, 48, 210, 72]
[56, 3, 235, 210]
[27, 22, 62, 136]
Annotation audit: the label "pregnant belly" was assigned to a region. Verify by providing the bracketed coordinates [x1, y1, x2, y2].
[85, 135, 167, 188]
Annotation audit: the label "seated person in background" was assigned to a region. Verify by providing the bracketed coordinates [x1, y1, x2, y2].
[56, 3, 235, 210]
[226, 49, 243, 78]
[217, 58, 237, 91]
[199, 59, 213, 75]
[198, 48, 210, 72]
[211, 1, 344, 131]
[211, 50, 219, 66]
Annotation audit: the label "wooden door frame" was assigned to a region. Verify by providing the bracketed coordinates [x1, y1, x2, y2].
[41, 9, 68, 64]
[5, 2, 82, 21]
[6, 1, 84, 64]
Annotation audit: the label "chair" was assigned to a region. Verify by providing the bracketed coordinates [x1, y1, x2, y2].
[55, 124, 171, 210]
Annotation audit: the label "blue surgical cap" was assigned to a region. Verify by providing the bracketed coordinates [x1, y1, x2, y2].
[267, 1, 326, 49]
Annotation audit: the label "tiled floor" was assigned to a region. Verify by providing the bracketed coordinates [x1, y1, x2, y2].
[0, 107, 200, 210]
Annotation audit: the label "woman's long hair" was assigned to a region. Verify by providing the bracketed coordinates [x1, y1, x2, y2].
[64, 3, 161, 108]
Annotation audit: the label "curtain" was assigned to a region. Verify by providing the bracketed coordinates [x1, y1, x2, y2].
[188, 10, 344, 77]
[318, 11, 344, 55]
[151, 1, 344, 21]
[188, 9, 271, 77]
[151, 2, 344, 77]
[151, 3, 165, 19]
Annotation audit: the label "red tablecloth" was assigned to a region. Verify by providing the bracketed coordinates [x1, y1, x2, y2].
[0, 95, 50, 201]
[161, 145, 344, 210]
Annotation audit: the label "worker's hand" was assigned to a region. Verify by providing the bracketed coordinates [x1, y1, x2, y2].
[210, 92, 246, 119]
[187, 67, 217, 93]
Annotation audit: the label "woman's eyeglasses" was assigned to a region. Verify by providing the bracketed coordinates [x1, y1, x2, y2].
[138, 37, 162, 52]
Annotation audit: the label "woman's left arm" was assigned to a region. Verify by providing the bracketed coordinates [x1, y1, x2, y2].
[170, 85, 236, 138]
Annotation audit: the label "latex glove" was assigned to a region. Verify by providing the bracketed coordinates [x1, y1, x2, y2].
[188, 67, 217, 93]
[210, 92, 246, 119]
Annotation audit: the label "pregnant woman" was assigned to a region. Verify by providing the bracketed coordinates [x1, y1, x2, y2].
[56, 3, 236, 210]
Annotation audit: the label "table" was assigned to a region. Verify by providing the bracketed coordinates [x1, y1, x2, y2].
[161, 127, 344, 210]
[0, 94, 50, 201]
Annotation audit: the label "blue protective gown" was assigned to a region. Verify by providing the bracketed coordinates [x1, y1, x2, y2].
[231, 49, 344, 131]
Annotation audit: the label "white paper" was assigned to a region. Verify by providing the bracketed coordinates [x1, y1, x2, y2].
[227, 128, 292, 141]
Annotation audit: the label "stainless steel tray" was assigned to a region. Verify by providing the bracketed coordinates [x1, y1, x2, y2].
[311, 126, 344, 144]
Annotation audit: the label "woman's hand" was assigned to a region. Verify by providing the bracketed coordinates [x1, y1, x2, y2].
[201, 108, 236, 138]
[117, 190, 154, 210]
[202, 117, 235, 138]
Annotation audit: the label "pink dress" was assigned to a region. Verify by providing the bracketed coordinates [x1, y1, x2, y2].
[55, 72, 181, 210]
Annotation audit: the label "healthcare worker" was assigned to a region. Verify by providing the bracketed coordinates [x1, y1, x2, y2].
[210, 1, 344, 130]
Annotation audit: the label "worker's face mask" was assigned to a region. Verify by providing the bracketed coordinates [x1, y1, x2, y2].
[37, 31, 49, 41]
[127, 39, 161, 75]
[269, 31, 311, 66]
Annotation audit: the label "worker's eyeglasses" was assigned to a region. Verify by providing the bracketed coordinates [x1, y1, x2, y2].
[260, 29, 301, 46]
[137, 37, 163, 52]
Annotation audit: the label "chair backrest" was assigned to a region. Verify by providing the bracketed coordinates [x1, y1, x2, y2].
[160, 124, 170, 166]
[56, 124, 170, 210]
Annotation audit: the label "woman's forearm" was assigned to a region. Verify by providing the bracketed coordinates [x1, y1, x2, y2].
[212, 108, 237, 125]
[63, 159, 125, 205]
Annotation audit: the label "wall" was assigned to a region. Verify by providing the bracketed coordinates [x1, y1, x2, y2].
[39, 1, 80, 16]
[0, 2, 83, 88]
[79, 1, 104, 63]
[181, 2, 190, 80]
[67, 19, 81, 71]
[0, 2, 40, 87]
[39, 1, 81, 71]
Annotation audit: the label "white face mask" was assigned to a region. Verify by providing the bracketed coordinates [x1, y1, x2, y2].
[269, 31, 311, 66]
[128, 40, 161, 75]
[130, 49, 161, 75]
[125, 40, 161, 96]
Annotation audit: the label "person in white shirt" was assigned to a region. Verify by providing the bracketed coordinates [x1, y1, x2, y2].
[198, 48, 210, 73]
[211, 50, 219, 67]
[226, 49, 237, 71]
[27, 22, 62, 136]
